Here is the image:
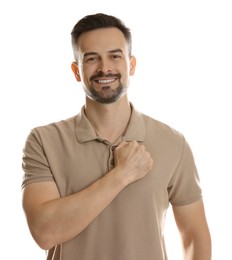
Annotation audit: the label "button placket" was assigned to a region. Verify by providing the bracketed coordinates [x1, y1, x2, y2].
[108, 144, 117, 170]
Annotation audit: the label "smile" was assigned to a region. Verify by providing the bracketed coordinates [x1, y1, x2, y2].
[95, 78, 117, 84]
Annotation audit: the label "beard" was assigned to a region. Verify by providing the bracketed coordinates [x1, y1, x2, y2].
[87, 83, 124, 104]
[85, 72, 127, 104]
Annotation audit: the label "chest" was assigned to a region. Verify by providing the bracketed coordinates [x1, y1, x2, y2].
[47, 140, 174, 211]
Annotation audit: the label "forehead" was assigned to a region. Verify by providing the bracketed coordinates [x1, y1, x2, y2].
[77, 27, 128, 54]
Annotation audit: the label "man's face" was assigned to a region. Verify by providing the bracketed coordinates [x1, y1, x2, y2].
[73, 27, 136, 104]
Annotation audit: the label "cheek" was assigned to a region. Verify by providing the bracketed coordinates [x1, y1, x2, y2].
[123, 65, 132, 79]
[79, 67, 90, 82]
[82, 64, 98, 77]
[81, 68, 96, 86]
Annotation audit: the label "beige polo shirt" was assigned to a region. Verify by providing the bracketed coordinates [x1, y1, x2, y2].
[22, 104, 202, 260]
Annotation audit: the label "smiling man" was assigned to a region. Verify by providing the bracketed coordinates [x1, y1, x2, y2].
[21, 13, 211, 260]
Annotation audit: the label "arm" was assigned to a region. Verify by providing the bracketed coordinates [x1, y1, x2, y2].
[22, 141, 153, 250]
[173, 199, 211, 260]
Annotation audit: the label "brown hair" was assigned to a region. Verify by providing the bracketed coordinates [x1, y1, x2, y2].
[71, 13, 132, 60]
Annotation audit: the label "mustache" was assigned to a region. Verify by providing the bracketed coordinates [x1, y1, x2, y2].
[90, 72, 121, 81]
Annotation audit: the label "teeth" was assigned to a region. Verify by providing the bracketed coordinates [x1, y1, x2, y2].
[98, 79, 114, 83]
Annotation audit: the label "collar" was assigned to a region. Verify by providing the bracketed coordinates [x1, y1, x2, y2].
[75, 103, 145, 144]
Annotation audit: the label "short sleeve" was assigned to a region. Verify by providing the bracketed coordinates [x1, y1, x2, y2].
[168, 138, 202, 206]
[21, 129, 55, 189]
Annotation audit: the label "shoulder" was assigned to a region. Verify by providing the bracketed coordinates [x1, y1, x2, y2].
[32, 115, 77, 136]
[141, 112, 185, 142]
[137, 112, 190, 163]
[27, 115, 78, 147]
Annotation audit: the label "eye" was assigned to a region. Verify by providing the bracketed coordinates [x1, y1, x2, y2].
[84, 56, 100, 64]
[112, 54, 122, 59]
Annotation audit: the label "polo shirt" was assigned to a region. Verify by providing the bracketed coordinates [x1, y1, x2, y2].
[22, 104, 202, 260]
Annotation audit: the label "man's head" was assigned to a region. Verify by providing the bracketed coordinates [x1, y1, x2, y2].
[71, 13, 136, 104]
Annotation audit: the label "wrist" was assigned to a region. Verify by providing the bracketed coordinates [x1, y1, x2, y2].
[109, 166, 130, 189]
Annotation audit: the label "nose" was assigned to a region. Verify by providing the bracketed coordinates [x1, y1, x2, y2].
[97, 58, 112, 74]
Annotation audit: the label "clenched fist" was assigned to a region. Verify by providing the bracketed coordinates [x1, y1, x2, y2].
[113, 141, 154, 186]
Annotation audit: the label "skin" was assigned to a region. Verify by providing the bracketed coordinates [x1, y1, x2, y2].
[22, 27, 211, 259]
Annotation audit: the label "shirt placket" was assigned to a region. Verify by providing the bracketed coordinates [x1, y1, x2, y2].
[107, 144, 118, 171]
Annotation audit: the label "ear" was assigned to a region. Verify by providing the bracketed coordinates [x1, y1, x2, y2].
[129, 56, 136, 76]
[71, 62, 81, 82]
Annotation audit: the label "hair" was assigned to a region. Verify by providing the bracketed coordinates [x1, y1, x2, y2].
[71, 13, 132, 60]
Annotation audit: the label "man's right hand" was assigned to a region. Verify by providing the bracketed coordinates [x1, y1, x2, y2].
[114, 141, 154, 186]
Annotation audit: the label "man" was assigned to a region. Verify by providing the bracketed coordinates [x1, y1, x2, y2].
[22, 13, 211, 260]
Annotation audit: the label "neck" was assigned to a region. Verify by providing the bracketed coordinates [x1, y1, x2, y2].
[84, 96, 131, 143]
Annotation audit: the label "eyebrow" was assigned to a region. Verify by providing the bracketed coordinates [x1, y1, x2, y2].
[83, 49, 123, 58]
[108, 49, 123, 54]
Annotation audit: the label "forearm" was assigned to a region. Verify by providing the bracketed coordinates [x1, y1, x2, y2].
[30, 168, 126, 250]
[173, 200, 211, 260]
[182, 234, 211, 260]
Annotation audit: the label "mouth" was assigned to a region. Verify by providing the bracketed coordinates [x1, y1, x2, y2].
[90, 73, 120, 85]
[94, 78, 117, 84]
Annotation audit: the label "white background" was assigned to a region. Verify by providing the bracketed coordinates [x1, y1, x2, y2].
[0, 0, 231, 259]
